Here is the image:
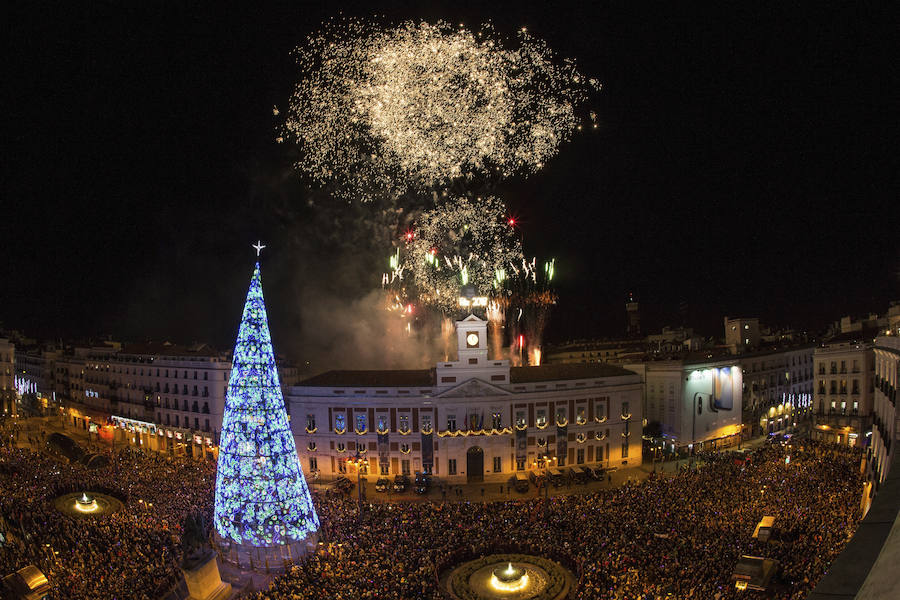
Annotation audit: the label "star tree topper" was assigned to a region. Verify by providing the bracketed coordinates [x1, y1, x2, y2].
[252, 240, 266, 257]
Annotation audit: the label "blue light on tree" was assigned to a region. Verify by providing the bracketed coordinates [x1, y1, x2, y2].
[214, 261, 319, 547]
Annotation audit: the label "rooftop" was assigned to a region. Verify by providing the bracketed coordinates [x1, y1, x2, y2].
[808, 451, 900, 599]
[509, 363, 636, 382]
[298, 369, 435, 388]
[297, 362, 639, 388]
[120, 342, 222, 358]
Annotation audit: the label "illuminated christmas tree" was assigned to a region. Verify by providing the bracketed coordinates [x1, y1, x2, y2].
[214, 257, 319, 548]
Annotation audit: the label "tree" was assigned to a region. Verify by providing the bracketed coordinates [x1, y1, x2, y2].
[213, 262, 319, 548]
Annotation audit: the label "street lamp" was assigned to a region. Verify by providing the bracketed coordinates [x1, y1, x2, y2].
[348, 451, 369, 510]
[533, 452, 557, 502]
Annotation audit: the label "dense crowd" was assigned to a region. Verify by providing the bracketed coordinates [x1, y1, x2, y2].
[0, 419, 863, 600]
[253, 440, 863, 600]
[0, 425, 215, 600]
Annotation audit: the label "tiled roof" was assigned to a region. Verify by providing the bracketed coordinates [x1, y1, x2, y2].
[509, 363, 636, 383]
[298, 369, 435, 387]
[120, 343, 221, 357]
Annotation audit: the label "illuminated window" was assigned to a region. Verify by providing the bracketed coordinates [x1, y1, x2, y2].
[515, 410, 526, 428]
[535, 409, 547, 428]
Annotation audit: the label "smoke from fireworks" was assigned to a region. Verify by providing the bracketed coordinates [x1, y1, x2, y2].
[282, 19, 600, 200]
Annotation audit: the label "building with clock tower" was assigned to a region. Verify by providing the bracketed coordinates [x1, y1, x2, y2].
[286, 315, 642, 484]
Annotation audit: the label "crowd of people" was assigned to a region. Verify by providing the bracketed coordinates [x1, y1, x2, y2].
[254, 439, 863, 600]
[0, 430, 215, 600]
[0, 417, 864, 600]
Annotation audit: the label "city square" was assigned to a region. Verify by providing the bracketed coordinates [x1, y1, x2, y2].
[2, 2, 897, 600]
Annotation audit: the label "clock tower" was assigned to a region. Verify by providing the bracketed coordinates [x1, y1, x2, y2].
[457, 314, 488, 363]
[436, 314, 509, 388]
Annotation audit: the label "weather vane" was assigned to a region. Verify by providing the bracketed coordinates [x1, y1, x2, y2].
[252, 240, 266, 257]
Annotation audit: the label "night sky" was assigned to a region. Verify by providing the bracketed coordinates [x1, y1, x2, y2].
[4, 2, 897, 363]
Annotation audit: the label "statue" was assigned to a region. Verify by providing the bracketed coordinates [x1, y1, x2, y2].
[181, 511, 213, 569]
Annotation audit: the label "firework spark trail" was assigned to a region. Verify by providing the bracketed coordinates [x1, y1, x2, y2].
[282, 19, 600, 200]
[400, 196, 523, 313]
[501, 257, 557, 364]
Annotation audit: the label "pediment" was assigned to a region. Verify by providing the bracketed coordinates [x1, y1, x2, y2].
[435, 378, 512, 398]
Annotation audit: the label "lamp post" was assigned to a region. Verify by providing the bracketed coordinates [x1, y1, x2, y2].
[532, 452, 556, 502]
[349, 451, 369, 511]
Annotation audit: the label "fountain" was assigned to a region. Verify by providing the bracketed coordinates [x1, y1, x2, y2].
[489, 562, 529, 592]
[74, 492, 99, 513]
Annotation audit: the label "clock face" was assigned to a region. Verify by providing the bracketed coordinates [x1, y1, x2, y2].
[466, 333, 479, 347]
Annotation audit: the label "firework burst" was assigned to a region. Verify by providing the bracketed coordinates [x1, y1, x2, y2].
[282, 19, 600, 200]
[398, 196, 523, 313]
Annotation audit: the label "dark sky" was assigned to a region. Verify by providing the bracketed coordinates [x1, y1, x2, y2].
[3, 1, 897, 359]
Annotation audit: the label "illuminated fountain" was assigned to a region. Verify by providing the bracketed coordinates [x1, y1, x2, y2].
[75, 492, 98, 513]
[490, 562, 529, 593]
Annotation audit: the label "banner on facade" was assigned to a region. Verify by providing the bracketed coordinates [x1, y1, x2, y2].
[421, 432, 433, 472]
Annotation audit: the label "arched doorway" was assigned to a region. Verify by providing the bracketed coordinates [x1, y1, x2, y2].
[467, 446, 484, 483]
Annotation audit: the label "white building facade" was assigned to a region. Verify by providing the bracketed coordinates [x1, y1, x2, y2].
[812, 336, 874, 447]
[626, 358, 743, 453]
[287, 316, 643, 483]
[735, 345, 815, 436]
[872, 335, 899, 483]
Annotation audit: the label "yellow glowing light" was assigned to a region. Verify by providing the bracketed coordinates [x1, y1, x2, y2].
[489, 563, 529, 593]
[74, 493, 99, 513]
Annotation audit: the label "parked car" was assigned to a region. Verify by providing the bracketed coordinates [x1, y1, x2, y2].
[393, 474, 410, 492]
[574, 466, 592, 484]
[375, 477, 391, 492]
[547, 468, 565, 487]
[333, 476, 354, 493]
[512, 472, 530, 493]
[414, 473, 431, 494]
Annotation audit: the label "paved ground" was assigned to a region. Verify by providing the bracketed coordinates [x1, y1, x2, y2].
[310, 434, 775, 506]
[8, 414, 774, 506]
